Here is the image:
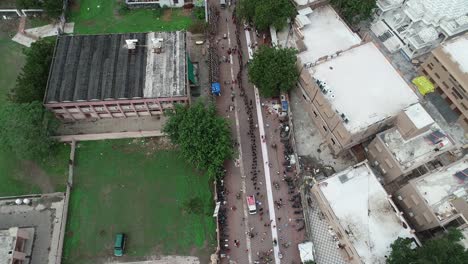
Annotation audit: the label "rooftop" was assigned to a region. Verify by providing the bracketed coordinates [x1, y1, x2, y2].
[413, 157, 468, 222]
[45, 31, 186, 104]
[294, 0, 319, 6]
[318, 162, 415, 264]
[381, 123, 454, 170]
[441, 33, 468, 74]
[0, 229, 15, 264]
[311, 42, 419, 133]
[404, 0, 468, 25]
[404, 103, 434, 129]
[297, 5, 361, 64]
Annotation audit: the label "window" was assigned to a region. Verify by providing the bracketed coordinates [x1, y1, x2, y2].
[452, 89, 464, 100]
[434, 72, 441, 79]
[331, 138, 336, 145]
[441, 65, 447, 72]
[410, 195, 420, 205]
[461, 102, 468, 111]
[423, 212, 433, 223]
[427, 63, 433, 70]
[173, 0, 179, 3]
[313, 111, 318, 117]
[323, 125, 328, 132]
[442, 81, 449, 89]
[375, 143, 382, 153]
[384, 159, 394, 168]
[434, 56, 440, 63]
[380, 165, 387, 175]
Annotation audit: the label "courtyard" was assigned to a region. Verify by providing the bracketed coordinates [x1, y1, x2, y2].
[62, 138, 216, 264]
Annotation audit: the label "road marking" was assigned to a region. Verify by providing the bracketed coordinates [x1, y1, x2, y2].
[244, 29, 281, 264]
[227, 20, 253, 264]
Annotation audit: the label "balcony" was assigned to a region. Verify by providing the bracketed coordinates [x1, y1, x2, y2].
[376, 0, 404, 12]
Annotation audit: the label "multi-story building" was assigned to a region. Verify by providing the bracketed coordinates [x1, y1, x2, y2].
[0, 227, 31, 264]
[125, 0, 192, 8]
[312, 161, 419, 263]
[44, 31, 190, 122]
[367, 103, 455, 184]
[371, 0, 468, 59]
[393, 156, 468, 233]
[297, 41, 419, 155]
[419, 33, 468, 131]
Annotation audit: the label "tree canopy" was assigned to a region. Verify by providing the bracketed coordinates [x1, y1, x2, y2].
[10, 38, 55, 104]
[163, 101, 233, 178]
[248, 46, 299, 97]
[330, 0, 376, 25]
[16, 0, 63, 18]
[0, 101, 57, 160]
[236, 0, 295, 31]
[387, 228, 468, 264]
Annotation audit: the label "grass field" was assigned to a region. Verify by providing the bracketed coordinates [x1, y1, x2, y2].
[63, 139, 216, 264]
[68, 0, 193, 34]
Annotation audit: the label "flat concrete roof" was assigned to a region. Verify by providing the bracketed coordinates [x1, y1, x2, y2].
[297, 5, 361, 64]
[441, 33, 468, 74]
[0, 229, 15, 264]
[45, 31, 186, 104]
[318, 162, 416, 264]
[310, 42, 419, 133]
[413, 157, 468, 222]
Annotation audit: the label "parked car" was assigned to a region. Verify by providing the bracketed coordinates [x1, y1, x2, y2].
[114, 233, 126, 257]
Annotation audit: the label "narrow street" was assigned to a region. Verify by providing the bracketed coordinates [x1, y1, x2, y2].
[209, 1, 305, 263]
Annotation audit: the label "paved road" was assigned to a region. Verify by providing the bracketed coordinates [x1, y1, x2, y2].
[210, 2, 305, 263]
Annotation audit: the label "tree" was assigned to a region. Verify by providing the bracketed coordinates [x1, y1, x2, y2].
[11, 38, 55, 104]
[183, 197, 204, 215]
[248, 46, 299, 97]
[163, 101, 233, 178]
[236, 0, 295, 31]
[0, 101, 57, 160]
[43, 0, 64, 19]
[387, 228, 468, 264]
[330, 0, 376, 25]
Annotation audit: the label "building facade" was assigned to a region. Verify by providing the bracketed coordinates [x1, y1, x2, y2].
[371, 0, 468, 59]
[367, 103, 455, 184]
[393, 157, 468, 233]
[44, 31, 190, 122]
[419, 33, 468, 131]
[0, 228, 30, 264]
[297, 42, 418, 155]
[125, 0, 194, 8]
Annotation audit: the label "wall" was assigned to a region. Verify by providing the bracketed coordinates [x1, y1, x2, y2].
[367, 134, 404, 183]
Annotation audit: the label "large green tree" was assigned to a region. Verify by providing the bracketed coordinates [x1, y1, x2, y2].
[236, 0, 295, 31]
[330, 0, 376, 25]
[11, 38, 55, 104]
[16, 0, 63, 18]
[0, 101, 57, 160]
[248, 46, 299, 97]
[163, 102, 233, 178]
[387, 228, 468, 264]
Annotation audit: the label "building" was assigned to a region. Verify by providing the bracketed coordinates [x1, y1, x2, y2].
[393, 156, 468, 233]
[298, 41, 419, 155]
[419, 33, 468, 131]
[312, 161, 419, 263]
[367, 103, 455, 184]
[371, 0, 468, 59]
[44, 31, 189, 121]
[125, 0, 191, 8]
[292, 0, 328, 9]
[0, 227, 31, 264]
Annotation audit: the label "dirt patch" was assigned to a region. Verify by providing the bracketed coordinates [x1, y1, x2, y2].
[19, 160, 55, 193]
[0, 18, 20, 38]
[68, 0, 81, 12]
[162, 9, 173, 22]
[181, 9, 192, 17]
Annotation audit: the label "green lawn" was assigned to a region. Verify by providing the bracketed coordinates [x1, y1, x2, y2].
[63, 139, 216, 264]
[68, 0, 193, 34]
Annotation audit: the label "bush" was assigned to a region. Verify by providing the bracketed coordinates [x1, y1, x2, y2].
[193, 7, 205, 20]
[118, 2, 130, 15]
[153, 7, 163, 18]
[188, 20, 207, 34]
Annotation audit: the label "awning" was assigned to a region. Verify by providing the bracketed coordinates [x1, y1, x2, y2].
[298, 241, 315, 262]
[211, 83, 221, 96]
[187, 56, 197, 84]
[412, 76, 434, 96]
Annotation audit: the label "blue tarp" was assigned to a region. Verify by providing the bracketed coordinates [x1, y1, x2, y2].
[211, 83, 221, 96]
[281, 100, 288, 111]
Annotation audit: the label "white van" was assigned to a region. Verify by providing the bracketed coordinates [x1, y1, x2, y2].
[247, 195, 257, 214]
[220, 0, 226, 8]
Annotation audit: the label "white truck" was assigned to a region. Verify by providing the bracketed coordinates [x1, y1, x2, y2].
[246, 195, 257, 215]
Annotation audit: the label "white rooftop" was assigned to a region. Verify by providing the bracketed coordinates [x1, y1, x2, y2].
[297, 5, 361, 64]
[404, 103, 434, 129]
[414, 157, 468, 221]
[405, 0, 468, 25]
[294, 0, 318, 5]
[318, 162, 415, 264]
[0, 229, 15, 264]
[381, 123, 454, 170]
[311, 42, 419, 133]
[441, 34, 468, 74]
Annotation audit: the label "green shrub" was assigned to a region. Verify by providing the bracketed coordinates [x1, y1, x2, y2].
[193, 7, 205, 20]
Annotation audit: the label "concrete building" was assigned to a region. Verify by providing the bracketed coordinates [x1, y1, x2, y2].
[367, 103, 455, 184]
[393, 156, 468, 233]
[312, 161, 419, 264]
[297, 41, 419, 155]
[0, 227, 30, 264]
[419, 33, 468, 131]
[371, 0, 468, 59]
[44, 31, 189, 122]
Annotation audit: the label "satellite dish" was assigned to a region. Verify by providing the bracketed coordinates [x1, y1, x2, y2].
[23, 199, 31, 205]
[15, 199, 22, 205]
